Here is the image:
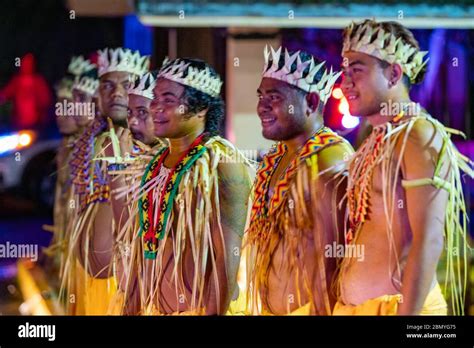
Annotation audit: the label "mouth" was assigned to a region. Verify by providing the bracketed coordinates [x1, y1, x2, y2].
[110, 103, 127, 110]
[260, 116, 276, 127]
[153, 119, 169, 125]
[130, 130, 143, 140]
[345, 93, 359, 101]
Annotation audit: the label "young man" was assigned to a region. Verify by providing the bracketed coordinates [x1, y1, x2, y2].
[72, 65, 99, 131]
[49, 56, 96, 281]
[61, 48, 150, 315]
[335, 19, 473, 315]
[127, 72, 158, 146]
[242, 46, 354, 315]
[107, 58, 253, 315]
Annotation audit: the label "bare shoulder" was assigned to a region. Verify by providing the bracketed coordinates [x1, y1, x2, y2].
[317, 141, 354, 176]
[400, 117, 444, 163]
[408, 117, 443, 148]
[399, 117, 448, 178]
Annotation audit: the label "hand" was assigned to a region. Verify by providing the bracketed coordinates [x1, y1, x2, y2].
[116, 126, 134, 159]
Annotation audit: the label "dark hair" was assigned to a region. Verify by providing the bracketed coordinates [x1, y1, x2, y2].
[347, 20, 426, 87]
[161, 58, 224, 136]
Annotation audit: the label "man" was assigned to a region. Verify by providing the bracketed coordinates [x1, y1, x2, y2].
[0, 53, 51, 130]
[106, 58, 253, 315]
[62, 47, 150, 315]
[242, 46, 354, 315]
[335, 19, 473, 315]
[49, 56, 96, 285]
[127, 72, 158, 146]
[72, 65, 99, 131]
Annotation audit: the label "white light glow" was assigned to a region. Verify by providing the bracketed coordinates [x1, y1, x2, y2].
[341, 113, 360, 129]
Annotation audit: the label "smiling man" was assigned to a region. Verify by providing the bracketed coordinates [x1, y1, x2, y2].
[62, 47, 150, 315]
[104, 57, 253, 315]
[334, 19, 473, 315]
[242, 46, 353, 315]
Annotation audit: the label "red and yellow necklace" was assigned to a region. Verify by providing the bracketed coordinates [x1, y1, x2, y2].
[250, 127, 341, 221]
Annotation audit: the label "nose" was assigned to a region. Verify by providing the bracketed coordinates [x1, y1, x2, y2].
[257, 98, 271, 116]
[112, 84, 127, 100]
[150, 99, 159, 112]
[341, 72, 354, 92]
[128, 113, 139, 126]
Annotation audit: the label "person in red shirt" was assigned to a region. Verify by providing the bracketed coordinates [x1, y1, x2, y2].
[0, 53, 52, 130]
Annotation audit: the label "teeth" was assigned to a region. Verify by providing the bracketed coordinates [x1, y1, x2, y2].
[347, 95, 358, 100]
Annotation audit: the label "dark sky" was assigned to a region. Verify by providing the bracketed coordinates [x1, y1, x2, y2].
[0, 0, 123, 87]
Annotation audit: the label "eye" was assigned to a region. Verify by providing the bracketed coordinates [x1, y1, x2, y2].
[270, 95, 281, 101]
[353, 68, 363, 73]
[102, 82, 113, 90]
[257, 94, 263, 100]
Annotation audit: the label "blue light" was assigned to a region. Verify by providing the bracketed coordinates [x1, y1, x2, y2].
[124, 14, 153, 56]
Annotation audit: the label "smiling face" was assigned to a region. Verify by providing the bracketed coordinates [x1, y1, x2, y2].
[341, 51, 391, 117]
[127, 94, 155, 144]
[256, 77, 308, 141]
[150, 78, 205, 139]
[98, 71, 133, 124]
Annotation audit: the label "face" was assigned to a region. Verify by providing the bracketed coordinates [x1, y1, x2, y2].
[150, 78, 205, 139]
[341, 51, 391, 117]
[72, 89, 95, 127]
[257, 78, 307, 141]
[127, 94, 155, 144]
[98, 71, 133, 123]
[56, 97, 79, 135]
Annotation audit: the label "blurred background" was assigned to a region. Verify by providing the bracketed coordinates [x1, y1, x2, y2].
[0, 0, 472, 315]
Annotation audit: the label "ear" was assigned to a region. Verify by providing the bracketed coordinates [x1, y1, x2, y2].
[389, 63, 404, 87]
[305, 92, 320, 114]
[196, 107, 208, 119]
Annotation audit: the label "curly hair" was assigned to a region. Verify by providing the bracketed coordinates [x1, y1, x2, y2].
[161, 58, 224, 136]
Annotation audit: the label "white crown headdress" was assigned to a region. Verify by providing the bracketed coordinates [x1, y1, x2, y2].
[262, 46, 341, 104]
[68, 55, 96, 76]
[342, 21, 429, 83]
[73, 75, 99, 96]
[97, 48, 150, 78]
[128, 72, 156, 100]
[157, 58, 222, 98]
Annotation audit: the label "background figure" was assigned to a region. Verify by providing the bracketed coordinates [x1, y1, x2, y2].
[0, 53, 51, 130]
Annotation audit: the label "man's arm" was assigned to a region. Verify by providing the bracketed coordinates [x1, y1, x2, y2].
[77, 128, 134, 278]
[311, 142, 353, 315]
[397, 118, 447, 315]
[205, 160, 252, 315]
